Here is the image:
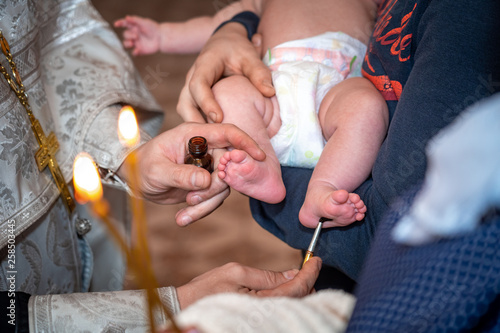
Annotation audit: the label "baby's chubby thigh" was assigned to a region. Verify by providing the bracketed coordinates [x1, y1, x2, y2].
[211, 75, 281, 138]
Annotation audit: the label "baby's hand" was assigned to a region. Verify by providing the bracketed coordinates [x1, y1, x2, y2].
[114, 16, 161, 56]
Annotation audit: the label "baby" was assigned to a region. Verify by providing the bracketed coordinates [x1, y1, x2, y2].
[115, 0, 388, 227]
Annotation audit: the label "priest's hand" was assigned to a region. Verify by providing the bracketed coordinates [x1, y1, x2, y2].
[176, 257, 322, 309]
[117, 122, 265, 225]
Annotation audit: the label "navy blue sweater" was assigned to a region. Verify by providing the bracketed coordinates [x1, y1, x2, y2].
[250, 0, 500, 280]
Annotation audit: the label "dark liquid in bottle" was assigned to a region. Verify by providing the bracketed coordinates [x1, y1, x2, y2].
[185, 136, 213, 173]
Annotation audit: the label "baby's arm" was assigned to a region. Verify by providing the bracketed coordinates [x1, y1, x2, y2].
[115, 0, 262, 55]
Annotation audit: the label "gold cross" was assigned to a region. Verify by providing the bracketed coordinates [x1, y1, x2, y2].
[33, 119, 59, 170]
[32, 119, 76, 214]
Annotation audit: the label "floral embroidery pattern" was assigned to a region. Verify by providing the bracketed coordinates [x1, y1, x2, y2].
[0, 182, 15, 219]
[0, 111, 36, 179]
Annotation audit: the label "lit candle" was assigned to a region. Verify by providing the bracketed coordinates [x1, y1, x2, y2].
[73, 144, 180, 332]
[73, 152, 103, 204]
[118, 105, 140, 147]
[117, 105, 152, 274]
[73, 152, 130, 257]
[117, 106, 180, 332]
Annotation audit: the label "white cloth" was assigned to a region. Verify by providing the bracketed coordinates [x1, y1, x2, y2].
[392, 93, 500, 245]
[176, 289, 356, 333]
[28, 287, 180, 332]
[266, 32, 366, 168]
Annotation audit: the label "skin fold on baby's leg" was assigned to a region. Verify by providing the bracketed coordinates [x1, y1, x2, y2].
[213, 75, 286, 204]
[299, 77, 388, 228]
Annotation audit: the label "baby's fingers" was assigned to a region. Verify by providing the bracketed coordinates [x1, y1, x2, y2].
[114, 19, 126, 28]
[123, 29, 139, 41]
[115, 16, 139, 29]
[123, 40, 135, 49]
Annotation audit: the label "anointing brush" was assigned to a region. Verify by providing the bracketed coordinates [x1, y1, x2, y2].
[302, 217, 330, 267]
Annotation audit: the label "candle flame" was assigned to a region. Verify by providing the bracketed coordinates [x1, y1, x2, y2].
[118, 105, 140, 147]
[73, 152, 103, 203]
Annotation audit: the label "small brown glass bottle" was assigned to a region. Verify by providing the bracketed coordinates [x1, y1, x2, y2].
[185, 136, 213, 173]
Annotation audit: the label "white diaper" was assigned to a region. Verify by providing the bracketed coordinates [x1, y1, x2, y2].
[265, 32, 366, 168]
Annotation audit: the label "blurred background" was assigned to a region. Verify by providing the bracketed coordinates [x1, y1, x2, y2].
[91, 0, 302, 288]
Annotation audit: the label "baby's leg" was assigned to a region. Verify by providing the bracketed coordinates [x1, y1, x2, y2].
[299, 77, 389, 227]
[212, 75, 286, 204]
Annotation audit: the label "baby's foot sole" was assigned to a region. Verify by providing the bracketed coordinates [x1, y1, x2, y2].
[218, 149, 285, 203]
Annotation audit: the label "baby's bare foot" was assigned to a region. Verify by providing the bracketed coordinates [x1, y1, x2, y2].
[299, 183, 366, 228]
[218, 149, 285, 203]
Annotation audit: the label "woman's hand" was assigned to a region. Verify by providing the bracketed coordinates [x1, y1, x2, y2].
[176, 23, 274, 124]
